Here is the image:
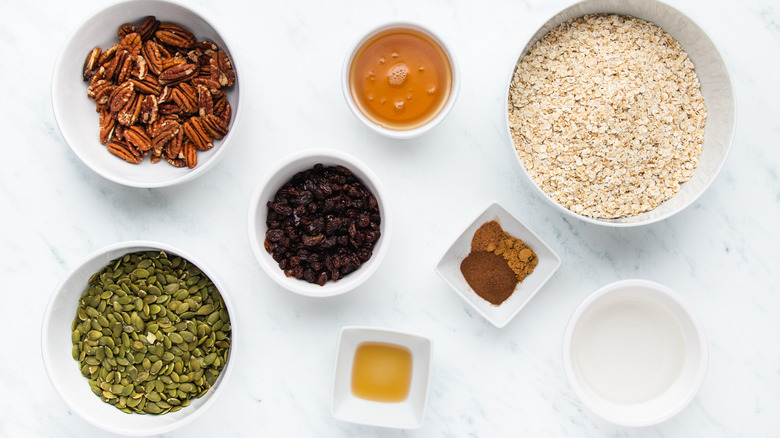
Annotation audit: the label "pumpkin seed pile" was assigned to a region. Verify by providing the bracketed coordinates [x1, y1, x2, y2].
[71, 250, 231, 415]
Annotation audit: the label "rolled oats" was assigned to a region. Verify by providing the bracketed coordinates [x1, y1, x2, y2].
[508, 14, 706, 219]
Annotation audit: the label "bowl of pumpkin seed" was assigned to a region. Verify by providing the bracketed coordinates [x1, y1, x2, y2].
[42, 241, 237, 435]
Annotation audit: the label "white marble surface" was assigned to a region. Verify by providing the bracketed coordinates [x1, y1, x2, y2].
[1, 0, 778, 436]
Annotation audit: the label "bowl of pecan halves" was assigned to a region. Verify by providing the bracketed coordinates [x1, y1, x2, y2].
[52, 0, 242, 187]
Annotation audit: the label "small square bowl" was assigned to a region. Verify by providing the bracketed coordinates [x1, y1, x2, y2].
[435, 202, 561, 328]
[331, 327, 432, 429]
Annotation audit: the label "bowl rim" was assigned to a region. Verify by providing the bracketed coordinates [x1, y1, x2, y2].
[51, 0, 244, 188]
[341, 20, 461, 139]
[247, 148, 392, 297]
[41, 240, 238, 435]
[561, 278, 709, 427]
[502, 0, 735, 227]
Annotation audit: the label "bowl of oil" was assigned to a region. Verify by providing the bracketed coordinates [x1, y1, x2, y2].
[562, 279, 708, 427]
[330, 326, 432, 429]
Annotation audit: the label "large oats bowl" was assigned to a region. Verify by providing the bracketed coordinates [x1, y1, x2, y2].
[52, 0, 242, 188]
[41, 241, 238, 435]
[504, 0, 734, 226]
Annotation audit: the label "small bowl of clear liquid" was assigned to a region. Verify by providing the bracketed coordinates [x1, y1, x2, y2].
[562, 279, 708, 427]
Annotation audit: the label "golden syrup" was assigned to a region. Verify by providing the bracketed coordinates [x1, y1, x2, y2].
[349, 27, 453, 130]
[351, 342, 413, 402]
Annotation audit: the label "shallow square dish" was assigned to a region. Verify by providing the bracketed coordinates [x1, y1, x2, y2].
[435, 202, 561, 328]
[331, 327, 432, 429]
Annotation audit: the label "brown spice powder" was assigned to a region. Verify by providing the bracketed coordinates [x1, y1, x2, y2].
[460, 251, 518, 306]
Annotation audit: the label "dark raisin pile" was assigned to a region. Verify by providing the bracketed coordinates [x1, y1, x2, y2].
[264, 164, 382, 286]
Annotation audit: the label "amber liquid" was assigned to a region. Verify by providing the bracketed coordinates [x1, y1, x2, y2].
[349, 27, 453, 130]
[351, 342, 413, 402]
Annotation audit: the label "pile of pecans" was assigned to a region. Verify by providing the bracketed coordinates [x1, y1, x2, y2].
[264, 164, 382, 286]
[82, 16, 235, 168]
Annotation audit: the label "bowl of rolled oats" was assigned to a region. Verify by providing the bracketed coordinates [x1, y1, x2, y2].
[52, 0, 242, 188]
[505, 0, 734, 226]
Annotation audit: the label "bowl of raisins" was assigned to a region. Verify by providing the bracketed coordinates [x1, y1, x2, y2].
[247, 149, 391, 297]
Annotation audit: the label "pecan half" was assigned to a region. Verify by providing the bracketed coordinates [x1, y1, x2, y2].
[142, 40, 165, 75]
[116, 51, 135, 84]
[124, 125, 152, 152]
[151, 119, 179, 158]
[116, 94, 142, 127]
[184, 140, 197, 169]
[107, 140, 142, 163]
[214, 51, 235, 87]
[202, 114, 228, 139]
[197, 84, 213, 117]
[117, 24, 136, 39]
[83, 47, 101, 81]
[129, 75, 160, 95]
[172, 83, 198, 114]
[158, 63, 198, 86]
[182, 116, 213, 151]
[156, 23, 196, 49]
[99, 109, 117, 144]
[108, 82, 135, 114]
[138, 95, 158, 124]
[98, 44, 118, 65]
[119, 33, 142, 57]
[131, 54, 147, 81]
[136, 16, 159, 41]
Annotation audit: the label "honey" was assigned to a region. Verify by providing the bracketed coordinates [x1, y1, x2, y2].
[348, 26, 453, 130]
[351, 342, 413, 402]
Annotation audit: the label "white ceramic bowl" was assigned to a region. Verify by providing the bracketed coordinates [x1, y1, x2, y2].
[41, 241, 238, 436]
[504, 0, 735, 226]
[52, 0, 243, 187]
[331, 326, 432, 429]
[435, 202, 561, 328]
[342, 22, 460, 139]
[247, 149, 391, 297]
[562, 279, 708, 427]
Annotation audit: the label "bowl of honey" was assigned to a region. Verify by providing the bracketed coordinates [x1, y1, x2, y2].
[331, 326, 432, 429]
[342, 22, 460, 139]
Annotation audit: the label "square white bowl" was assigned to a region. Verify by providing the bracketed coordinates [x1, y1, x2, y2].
[435, 202, 561, 328]
[331, 327, 432, 429]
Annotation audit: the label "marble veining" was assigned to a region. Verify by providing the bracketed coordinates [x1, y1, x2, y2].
[0, 0, 778, 436]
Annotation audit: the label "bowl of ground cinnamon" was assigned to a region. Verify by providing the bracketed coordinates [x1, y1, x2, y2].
[435, 202, 560, 328]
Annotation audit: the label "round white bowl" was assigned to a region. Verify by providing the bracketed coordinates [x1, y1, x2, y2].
[342, 22, 460, 139]
[247, 149, 392, 297]
[52, 0, 243, 188]
[504, 0, 735, 226]
[41, 241, 238, 436]
[562, 279, 708, 427]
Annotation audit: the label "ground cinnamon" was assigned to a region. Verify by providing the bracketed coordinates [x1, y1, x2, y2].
[460, 220, 539, 306]
[460, 251, 518, 305]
